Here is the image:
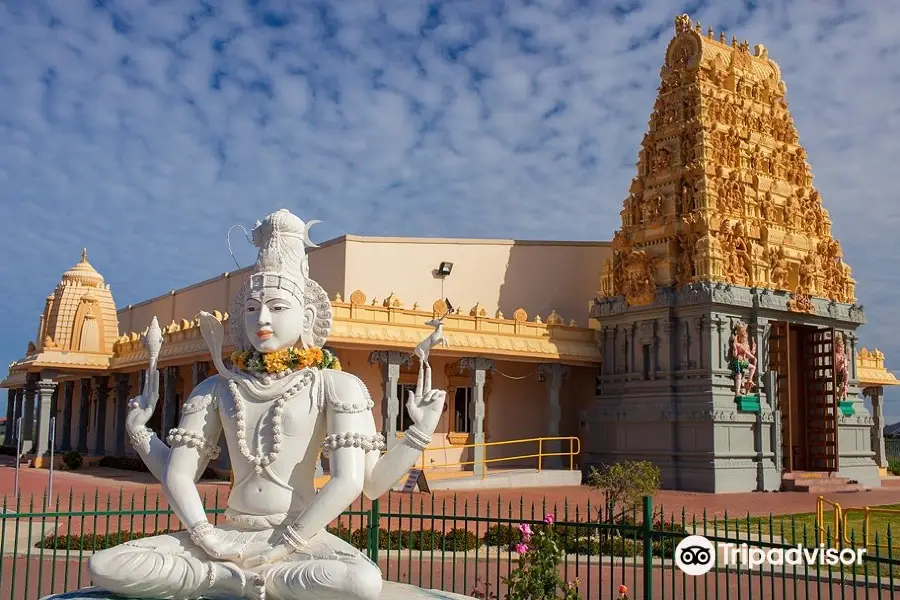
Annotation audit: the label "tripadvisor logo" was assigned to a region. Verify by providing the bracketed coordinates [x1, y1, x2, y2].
[675, 535, 866, 576]
[675, 535, 716, 576]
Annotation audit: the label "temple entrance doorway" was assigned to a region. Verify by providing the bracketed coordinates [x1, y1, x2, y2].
[768, 322, 839, 473]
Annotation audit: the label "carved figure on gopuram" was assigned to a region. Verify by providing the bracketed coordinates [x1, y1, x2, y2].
[598, 13, 858, 305]
[729, 324, 758, 396]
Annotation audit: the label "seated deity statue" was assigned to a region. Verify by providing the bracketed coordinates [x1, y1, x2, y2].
[87, 209, 448, 600]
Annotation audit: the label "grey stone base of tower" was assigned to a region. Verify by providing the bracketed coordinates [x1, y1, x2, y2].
[585, 283, 880, 493]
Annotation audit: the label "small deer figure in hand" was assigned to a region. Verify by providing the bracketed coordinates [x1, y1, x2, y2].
[414, 303, 452, 368]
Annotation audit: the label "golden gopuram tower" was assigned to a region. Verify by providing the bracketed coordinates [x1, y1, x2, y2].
[586, 15, 877, 494]
[598, 14, 855, 310]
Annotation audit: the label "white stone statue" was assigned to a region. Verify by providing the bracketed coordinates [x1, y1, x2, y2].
[87, 209, 451, 600]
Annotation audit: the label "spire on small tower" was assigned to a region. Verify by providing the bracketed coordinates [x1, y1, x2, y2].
[81, 248, 88, 262]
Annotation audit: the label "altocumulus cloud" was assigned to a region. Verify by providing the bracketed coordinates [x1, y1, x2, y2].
[1, 0, 900, 422]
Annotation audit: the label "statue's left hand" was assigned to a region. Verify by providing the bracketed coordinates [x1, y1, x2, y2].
[406, 363, 447, 434]
[241, 543, 294, 569]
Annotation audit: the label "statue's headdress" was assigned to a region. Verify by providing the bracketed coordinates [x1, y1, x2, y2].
[228, 209, 333, 352]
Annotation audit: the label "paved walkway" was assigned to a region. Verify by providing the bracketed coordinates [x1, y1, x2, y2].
[3, 464, 900, 519]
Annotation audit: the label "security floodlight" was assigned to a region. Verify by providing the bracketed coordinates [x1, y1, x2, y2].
[437, 261, 453, 276]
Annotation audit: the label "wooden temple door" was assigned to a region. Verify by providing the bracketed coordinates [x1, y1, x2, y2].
[803, 327, 839, 472]
[767, 322, 793, 471]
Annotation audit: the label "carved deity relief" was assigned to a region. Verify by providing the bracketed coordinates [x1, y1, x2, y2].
[834, 332, 850, 401]
[729, 323, 757, 396]
[768, 245, 790, 288]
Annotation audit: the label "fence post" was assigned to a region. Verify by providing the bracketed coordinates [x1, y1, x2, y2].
[368, 498, 380, 563]
[642, 495, 653, 600]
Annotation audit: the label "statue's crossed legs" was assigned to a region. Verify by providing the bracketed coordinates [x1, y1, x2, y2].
[88, 524, 383, 600]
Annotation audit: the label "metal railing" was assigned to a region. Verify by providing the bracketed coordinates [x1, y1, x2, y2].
[415, 435, 581, 478]
[816, 495, 900, 551]
[1, 490, 897, 600]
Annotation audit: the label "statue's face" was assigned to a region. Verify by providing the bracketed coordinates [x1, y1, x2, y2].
[243, 287, 306, 353]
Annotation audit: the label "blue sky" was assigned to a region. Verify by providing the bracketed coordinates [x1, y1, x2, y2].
[1, 0, 899, 425]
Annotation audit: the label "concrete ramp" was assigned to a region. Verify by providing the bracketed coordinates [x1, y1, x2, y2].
[417, 469, 582, 491]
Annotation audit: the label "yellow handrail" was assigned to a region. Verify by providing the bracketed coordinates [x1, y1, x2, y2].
[231, 436, 581, 489]
[816, 496, 900, 551]
[816, 496, 843, 546]
[415, 435, 581, 479]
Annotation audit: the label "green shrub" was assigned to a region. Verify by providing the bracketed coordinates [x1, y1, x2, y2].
[38, 529, 178, 550]
[600, 536, 642, 557]
[407, 529, 445, 551]
[888, 459, 900, 476]
[443, 528, 481, 551]
[588, 460, 661, 512]
[483, 524, 523, 547]
[62, 451, 83, 471]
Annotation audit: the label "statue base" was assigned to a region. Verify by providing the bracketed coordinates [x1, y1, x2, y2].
[41, 582, 476, 599]
[734, 394, 761, 412]
[838, 400, 855, 416]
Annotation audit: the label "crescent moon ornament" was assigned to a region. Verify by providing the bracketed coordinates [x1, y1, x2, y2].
[302, 220, 321, 248]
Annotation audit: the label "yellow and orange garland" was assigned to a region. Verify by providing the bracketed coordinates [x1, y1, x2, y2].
[230, 346, 342, 375]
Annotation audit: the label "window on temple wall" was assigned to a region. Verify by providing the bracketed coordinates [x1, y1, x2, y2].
[453, 387, 472, 433]
[396, 383, 416, 431]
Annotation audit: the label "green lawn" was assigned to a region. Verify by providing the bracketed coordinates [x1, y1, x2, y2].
[719, 503, 900, 578]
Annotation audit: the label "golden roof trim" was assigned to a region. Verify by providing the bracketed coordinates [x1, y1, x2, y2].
[856, 347, 899, 387]
[109, 300, 601, 369]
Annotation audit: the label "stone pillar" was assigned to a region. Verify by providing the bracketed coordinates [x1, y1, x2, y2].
[34, 379, 58, 460]
[162, 366, 180, 436]
[537, 363, 570, 469]
[114, 374, 131, 457]
[93, 376, 110, 455]
[867, 387, 888, 469]
[77, 378, 90, 453]
[22, 380, 36, 449]
[368, 351, 410, 449]
[459, 357, 494, 476]
[60, 381, 75, 451]
[3, 389, 14, 447]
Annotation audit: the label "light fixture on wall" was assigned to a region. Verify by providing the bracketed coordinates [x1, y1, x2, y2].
[437, 261, 453, 277]
[433, 261, 454, 299]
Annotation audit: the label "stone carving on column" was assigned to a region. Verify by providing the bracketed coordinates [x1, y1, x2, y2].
[34, 379, 58, 462]
[369, 350, 412, 449]
[75, 209, 459, 600]
[458, 357, 494, 476]
[537, 363, 570, 469]
[834, 333, 850, 401]
[865, 387, 888, 469]
[77, 379, 90, 453]
[93, 376, 110, 456]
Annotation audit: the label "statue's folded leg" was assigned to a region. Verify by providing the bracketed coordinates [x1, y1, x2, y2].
[88, 531, 249, 599]
[257, 531, 383, 600]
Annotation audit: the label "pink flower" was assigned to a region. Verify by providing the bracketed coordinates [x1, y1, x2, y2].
[544, 513, 556, 525]
[514, 543, 529, 554]
[518, 523, 533, 540]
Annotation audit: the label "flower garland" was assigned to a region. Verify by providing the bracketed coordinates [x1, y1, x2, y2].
[231, 347, 341, 376]
[228, 346, 342, 473]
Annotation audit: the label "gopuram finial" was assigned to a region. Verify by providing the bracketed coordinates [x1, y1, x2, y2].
[81, 248, 88, 262]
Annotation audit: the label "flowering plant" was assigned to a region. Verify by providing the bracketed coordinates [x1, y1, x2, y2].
[503, 514, 581, 600]
[618, 584, 629, 599]
[231, 347, 341, 375]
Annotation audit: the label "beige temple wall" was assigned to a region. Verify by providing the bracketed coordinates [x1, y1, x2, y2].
[341, 237, 610, 327]
[114, 235, 611, 336]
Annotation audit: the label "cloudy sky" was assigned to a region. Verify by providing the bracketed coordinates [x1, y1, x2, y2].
[1, 0, 899, 424]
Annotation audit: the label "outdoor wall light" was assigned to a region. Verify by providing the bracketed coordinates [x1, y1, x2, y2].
[437, 261, 454, 276]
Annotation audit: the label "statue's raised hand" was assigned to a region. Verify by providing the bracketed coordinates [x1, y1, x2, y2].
[405, 363, 447, 435]
[125, 369, 159, 436]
